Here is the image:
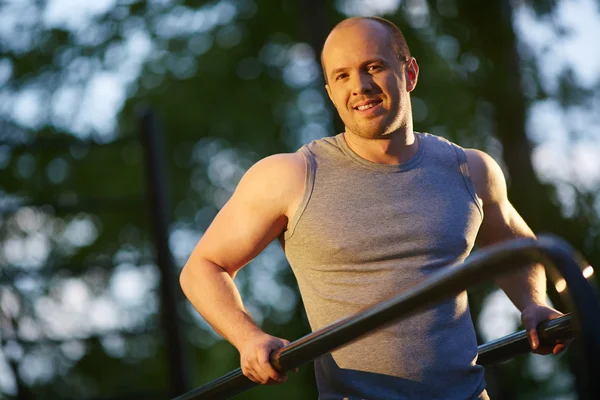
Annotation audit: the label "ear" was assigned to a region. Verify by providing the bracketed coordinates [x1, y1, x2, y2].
[405, 58, 419, 92]
[325, 84, 335, 105]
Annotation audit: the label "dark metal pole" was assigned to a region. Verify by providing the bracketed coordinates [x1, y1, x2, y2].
[477, 314, 573, 366]
[172, 235, 600, 400]
[139, 107, 191, 397]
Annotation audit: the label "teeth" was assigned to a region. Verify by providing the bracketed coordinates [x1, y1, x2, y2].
[357, 102, 378, 111]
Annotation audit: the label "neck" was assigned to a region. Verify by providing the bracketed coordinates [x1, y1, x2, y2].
[343, 127, 418, 165]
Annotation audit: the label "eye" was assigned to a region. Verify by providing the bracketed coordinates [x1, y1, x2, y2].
[368, 65, 382, 72]
[335, 73, 348, 81]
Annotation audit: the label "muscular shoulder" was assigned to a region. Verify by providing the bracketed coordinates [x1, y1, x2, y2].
[464, 149, 508, 206]
[235, 152, 306, 216]
[243, 153, 304, 181]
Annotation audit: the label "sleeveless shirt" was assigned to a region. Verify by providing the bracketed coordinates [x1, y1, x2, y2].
[283, 132, 487, 400]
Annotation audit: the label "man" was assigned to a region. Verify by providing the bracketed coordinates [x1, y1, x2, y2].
[180, 17, 567, 399]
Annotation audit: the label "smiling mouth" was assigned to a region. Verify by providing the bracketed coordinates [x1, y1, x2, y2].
[354, 100, 382, 111]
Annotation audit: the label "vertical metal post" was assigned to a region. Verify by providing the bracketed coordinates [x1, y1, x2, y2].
[139, 107, 191, 397]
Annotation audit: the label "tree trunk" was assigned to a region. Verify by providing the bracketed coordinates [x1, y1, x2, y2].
[296, 0, 344, 133]
[460, 1, 585, 397]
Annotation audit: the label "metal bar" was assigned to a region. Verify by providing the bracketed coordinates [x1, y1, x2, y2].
[139, 108, 191, 398]
[536, 236, 600, 400]
[477, 314, 573, 366]
[173, 235, 600, 400]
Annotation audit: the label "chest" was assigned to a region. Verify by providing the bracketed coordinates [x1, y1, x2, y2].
[287, 165, 482, 270]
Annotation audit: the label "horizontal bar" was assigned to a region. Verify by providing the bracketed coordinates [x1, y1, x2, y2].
[173, 235, 600, 400]
[174, 313, 575, 400]
[477, 313, 573, 366]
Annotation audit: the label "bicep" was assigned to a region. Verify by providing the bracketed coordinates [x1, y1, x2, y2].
[186, 154, 303, 276]
[477, 198, 534, 247]
[466, 149, 535, 247]
[192, 197, 287, 276]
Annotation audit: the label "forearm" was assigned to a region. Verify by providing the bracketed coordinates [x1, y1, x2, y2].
[495, 261, 547, 311]
[180, 259, 263, 349]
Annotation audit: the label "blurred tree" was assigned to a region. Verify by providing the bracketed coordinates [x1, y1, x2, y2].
[1, 0, 598, 399]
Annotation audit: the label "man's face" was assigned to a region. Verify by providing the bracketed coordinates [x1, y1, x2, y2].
[322, 20, 418, 139]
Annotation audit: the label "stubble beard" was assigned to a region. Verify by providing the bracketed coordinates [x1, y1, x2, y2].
[344, 112, 401, 140]
[346, 124, 387, 140]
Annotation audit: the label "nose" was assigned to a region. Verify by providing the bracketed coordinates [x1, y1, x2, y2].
[351, 71, 373, 96]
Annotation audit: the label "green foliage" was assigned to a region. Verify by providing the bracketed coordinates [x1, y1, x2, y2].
[1, 0, 598, 399]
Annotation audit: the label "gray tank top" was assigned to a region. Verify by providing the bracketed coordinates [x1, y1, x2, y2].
[283, 132, 487, 400]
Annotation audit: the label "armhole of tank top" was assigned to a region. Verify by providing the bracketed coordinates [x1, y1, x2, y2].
[284, 148, 315, 241]
[452, 144, 484, 220]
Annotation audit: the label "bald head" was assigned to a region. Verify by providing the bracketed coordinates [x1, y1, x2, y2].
[321, 17, 411, 83]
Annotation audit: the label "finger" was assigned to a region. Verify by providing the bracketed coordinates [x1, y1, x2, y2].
[269, 340, 287, 365]
[242, 366, 261, 384]
[243, 356, 270, 384]
[257, 349, 283, 382]
[532, 345, 554, 355]
[252, 362, 271, 384]
[264, 373, 287, 384]
[265, 375, 288, 385]
[240, 358, 255, 383]
[553, 343, 567, 355]
[527, 328, 540, 351]
[274, 340, 296, 374]
[252, 367, 270, 384]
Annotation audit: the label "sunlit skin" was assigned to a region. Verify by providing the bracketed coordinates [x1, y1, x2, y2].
[322, 19, 420, 164]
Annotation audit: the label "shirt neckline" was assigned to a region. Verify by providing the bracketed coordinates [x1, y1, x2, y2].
[335, 132, 426, 173]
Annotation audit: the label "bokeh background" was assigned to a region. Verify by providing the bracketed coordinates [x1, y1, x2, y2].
[1, 0, 600, 399]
